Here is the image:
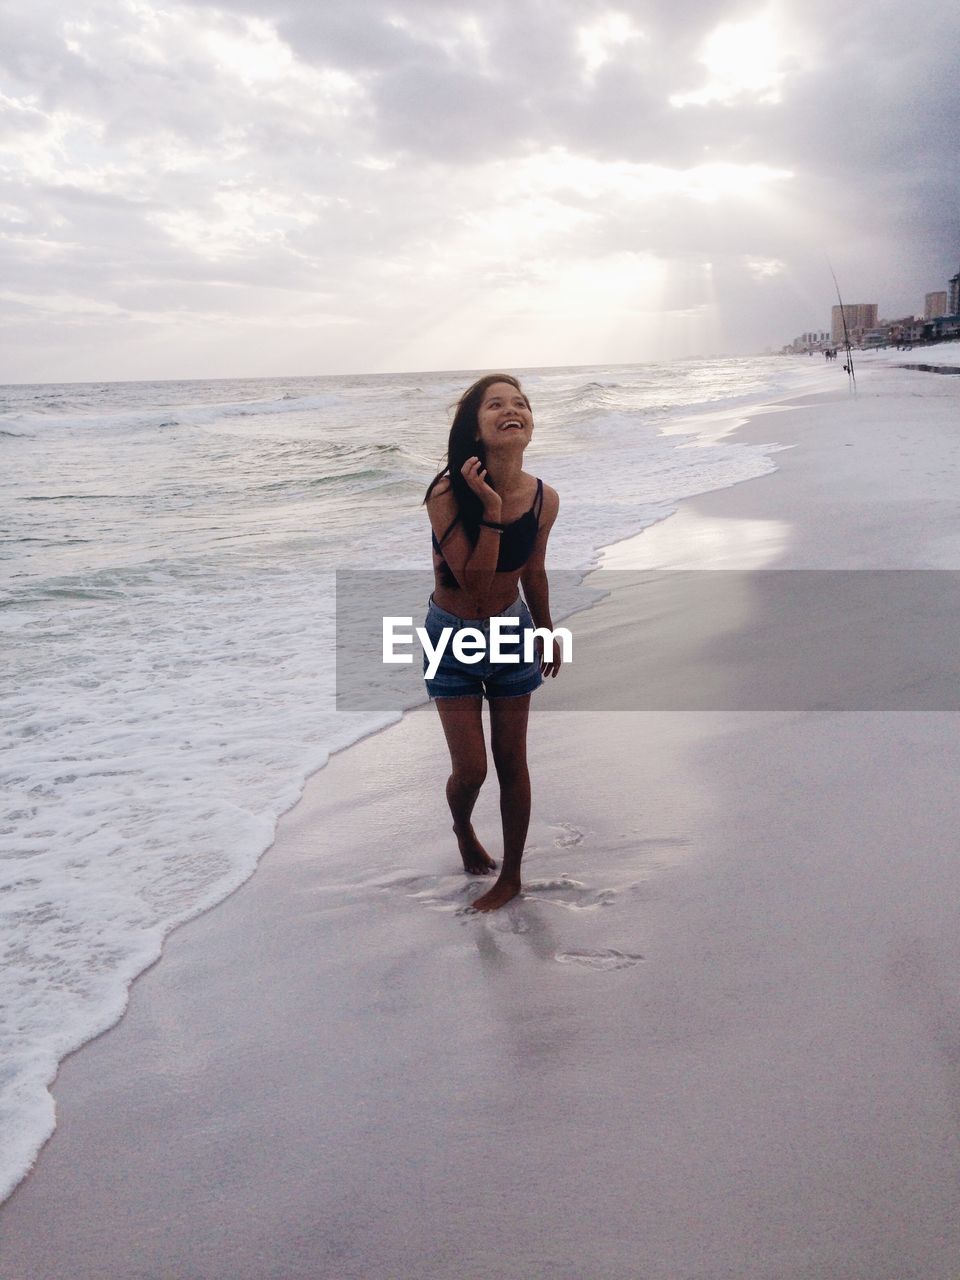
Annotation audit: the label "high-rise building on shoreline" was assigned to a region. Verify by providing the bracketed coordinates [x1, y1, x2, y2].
[784, 330, 830, 353]
[781, 260, 960, 354]
[831, 303, 878, 345]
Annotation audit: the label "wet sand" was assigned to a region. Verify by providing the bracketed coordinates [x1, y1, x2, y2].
[2, 363, 960, 1280]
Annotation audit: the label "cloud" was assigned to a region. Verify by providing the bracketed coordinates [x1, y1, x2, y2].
[1, 0, 958, 378]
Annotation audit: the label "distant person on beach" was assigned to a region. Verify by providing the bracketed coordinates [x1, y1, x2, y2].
[423, 374, 560, 911]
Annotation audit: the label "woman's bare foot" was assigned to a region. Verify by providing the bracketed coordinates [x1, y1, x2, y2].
[454, 823, 497, 875]
[470, 875, 521, 912]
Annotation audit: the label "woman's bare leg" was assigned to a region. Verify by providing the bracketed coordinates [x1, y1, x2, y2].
[471, 694, 531, 912]
[434, 697, 497, 874]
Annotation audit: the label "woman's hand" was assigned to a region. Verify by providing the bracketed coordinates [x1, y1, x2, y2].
[461, 456, 502, 520]
[535, 635, 563, 679]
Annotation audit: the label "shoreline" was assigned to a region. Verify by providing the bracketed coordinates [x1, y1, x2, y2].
[3, 362, 960, 1279]
[1, 364, 826, 1213]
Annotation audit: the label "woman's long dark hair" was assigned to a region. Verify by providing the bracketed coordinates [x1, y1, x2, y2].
[424, 374, 530, 581]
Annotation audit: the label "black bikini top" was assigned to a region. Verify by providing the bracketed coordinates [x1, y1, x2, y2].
[432, 477, 544, 583]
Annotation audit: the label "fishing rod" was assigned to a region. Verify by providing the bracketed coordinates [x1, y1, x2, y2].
[828, 259, 857, 394]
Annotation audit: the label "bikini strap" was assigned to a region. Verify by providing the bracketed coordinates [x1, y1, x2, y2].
[429, 473, 462, 551]
[435, 513, 460, 549]
[533, 477, 544, 521]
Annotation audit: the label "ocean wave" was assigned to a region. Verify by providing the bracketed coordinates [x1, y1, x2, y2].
[0, 354, 827, 1207]
[226, 392, 345, 418]
[18, 493, 124, 502]
[546, 379, 630, 416]
[5, 389, 349, 436]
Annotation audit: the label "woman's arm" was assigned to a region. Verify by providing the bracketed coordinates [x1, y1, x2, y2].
[520, 485, 561, 677]
[427, 460, 504, 606]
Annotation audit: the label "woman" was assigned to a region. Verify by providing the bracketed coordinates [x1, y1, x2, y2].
[423, 373, 561, 912]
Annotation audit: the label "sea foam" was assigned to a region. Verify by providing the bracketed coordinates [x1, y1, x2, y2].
[1, 356, 828, 1201]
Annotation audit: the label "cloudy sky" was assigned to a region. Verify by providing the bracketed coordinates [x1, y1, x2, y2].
[2, 0, 958, 382]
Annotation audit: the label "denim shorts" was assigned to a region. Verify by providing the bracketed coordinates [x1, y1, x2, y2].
[422, 596, 544, 701]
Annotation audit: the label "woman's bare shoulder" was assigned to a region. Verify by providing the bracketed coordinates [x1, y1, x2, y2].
[426, 478, 461, 544]
[426, 476, 455, 514]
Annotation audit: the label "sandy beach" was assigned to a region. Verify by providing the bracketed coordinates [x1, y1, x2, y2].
[3, 359, 960, 1279]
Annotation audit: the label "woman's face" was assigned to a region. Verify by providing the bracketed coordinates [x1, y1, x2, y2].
[475, 381, 534, 450]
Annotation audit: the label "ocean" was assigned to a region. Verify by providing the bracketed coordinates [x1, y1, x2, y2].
[1, 356, 819, 1200]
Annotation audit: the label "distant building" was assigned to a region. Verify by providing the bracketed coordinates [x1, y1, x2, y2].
[831, 303, 878, 346]
[924, 291, 948, 320]
[885, 316, 921, 344]
[799, 330, 829, 350]
[900, 318, 927, 343]
[893, 315, 960, 346]
[949, 270, 960, 317]
[784, 330, 830, 354]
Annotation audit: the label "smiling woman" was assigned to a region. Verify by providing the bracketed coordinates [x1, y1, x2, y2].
[422, 373, 560, 911]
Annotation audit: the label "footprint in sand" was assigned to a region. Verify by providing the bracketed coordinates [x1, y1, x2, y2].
[555, 948, 644, 971]
[525, 875, 617, 909]
[413, 880, 487, 913]
[380, 870, 623, 918]
[551, 822, 585, 848]
[365, 872, 484, 913]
